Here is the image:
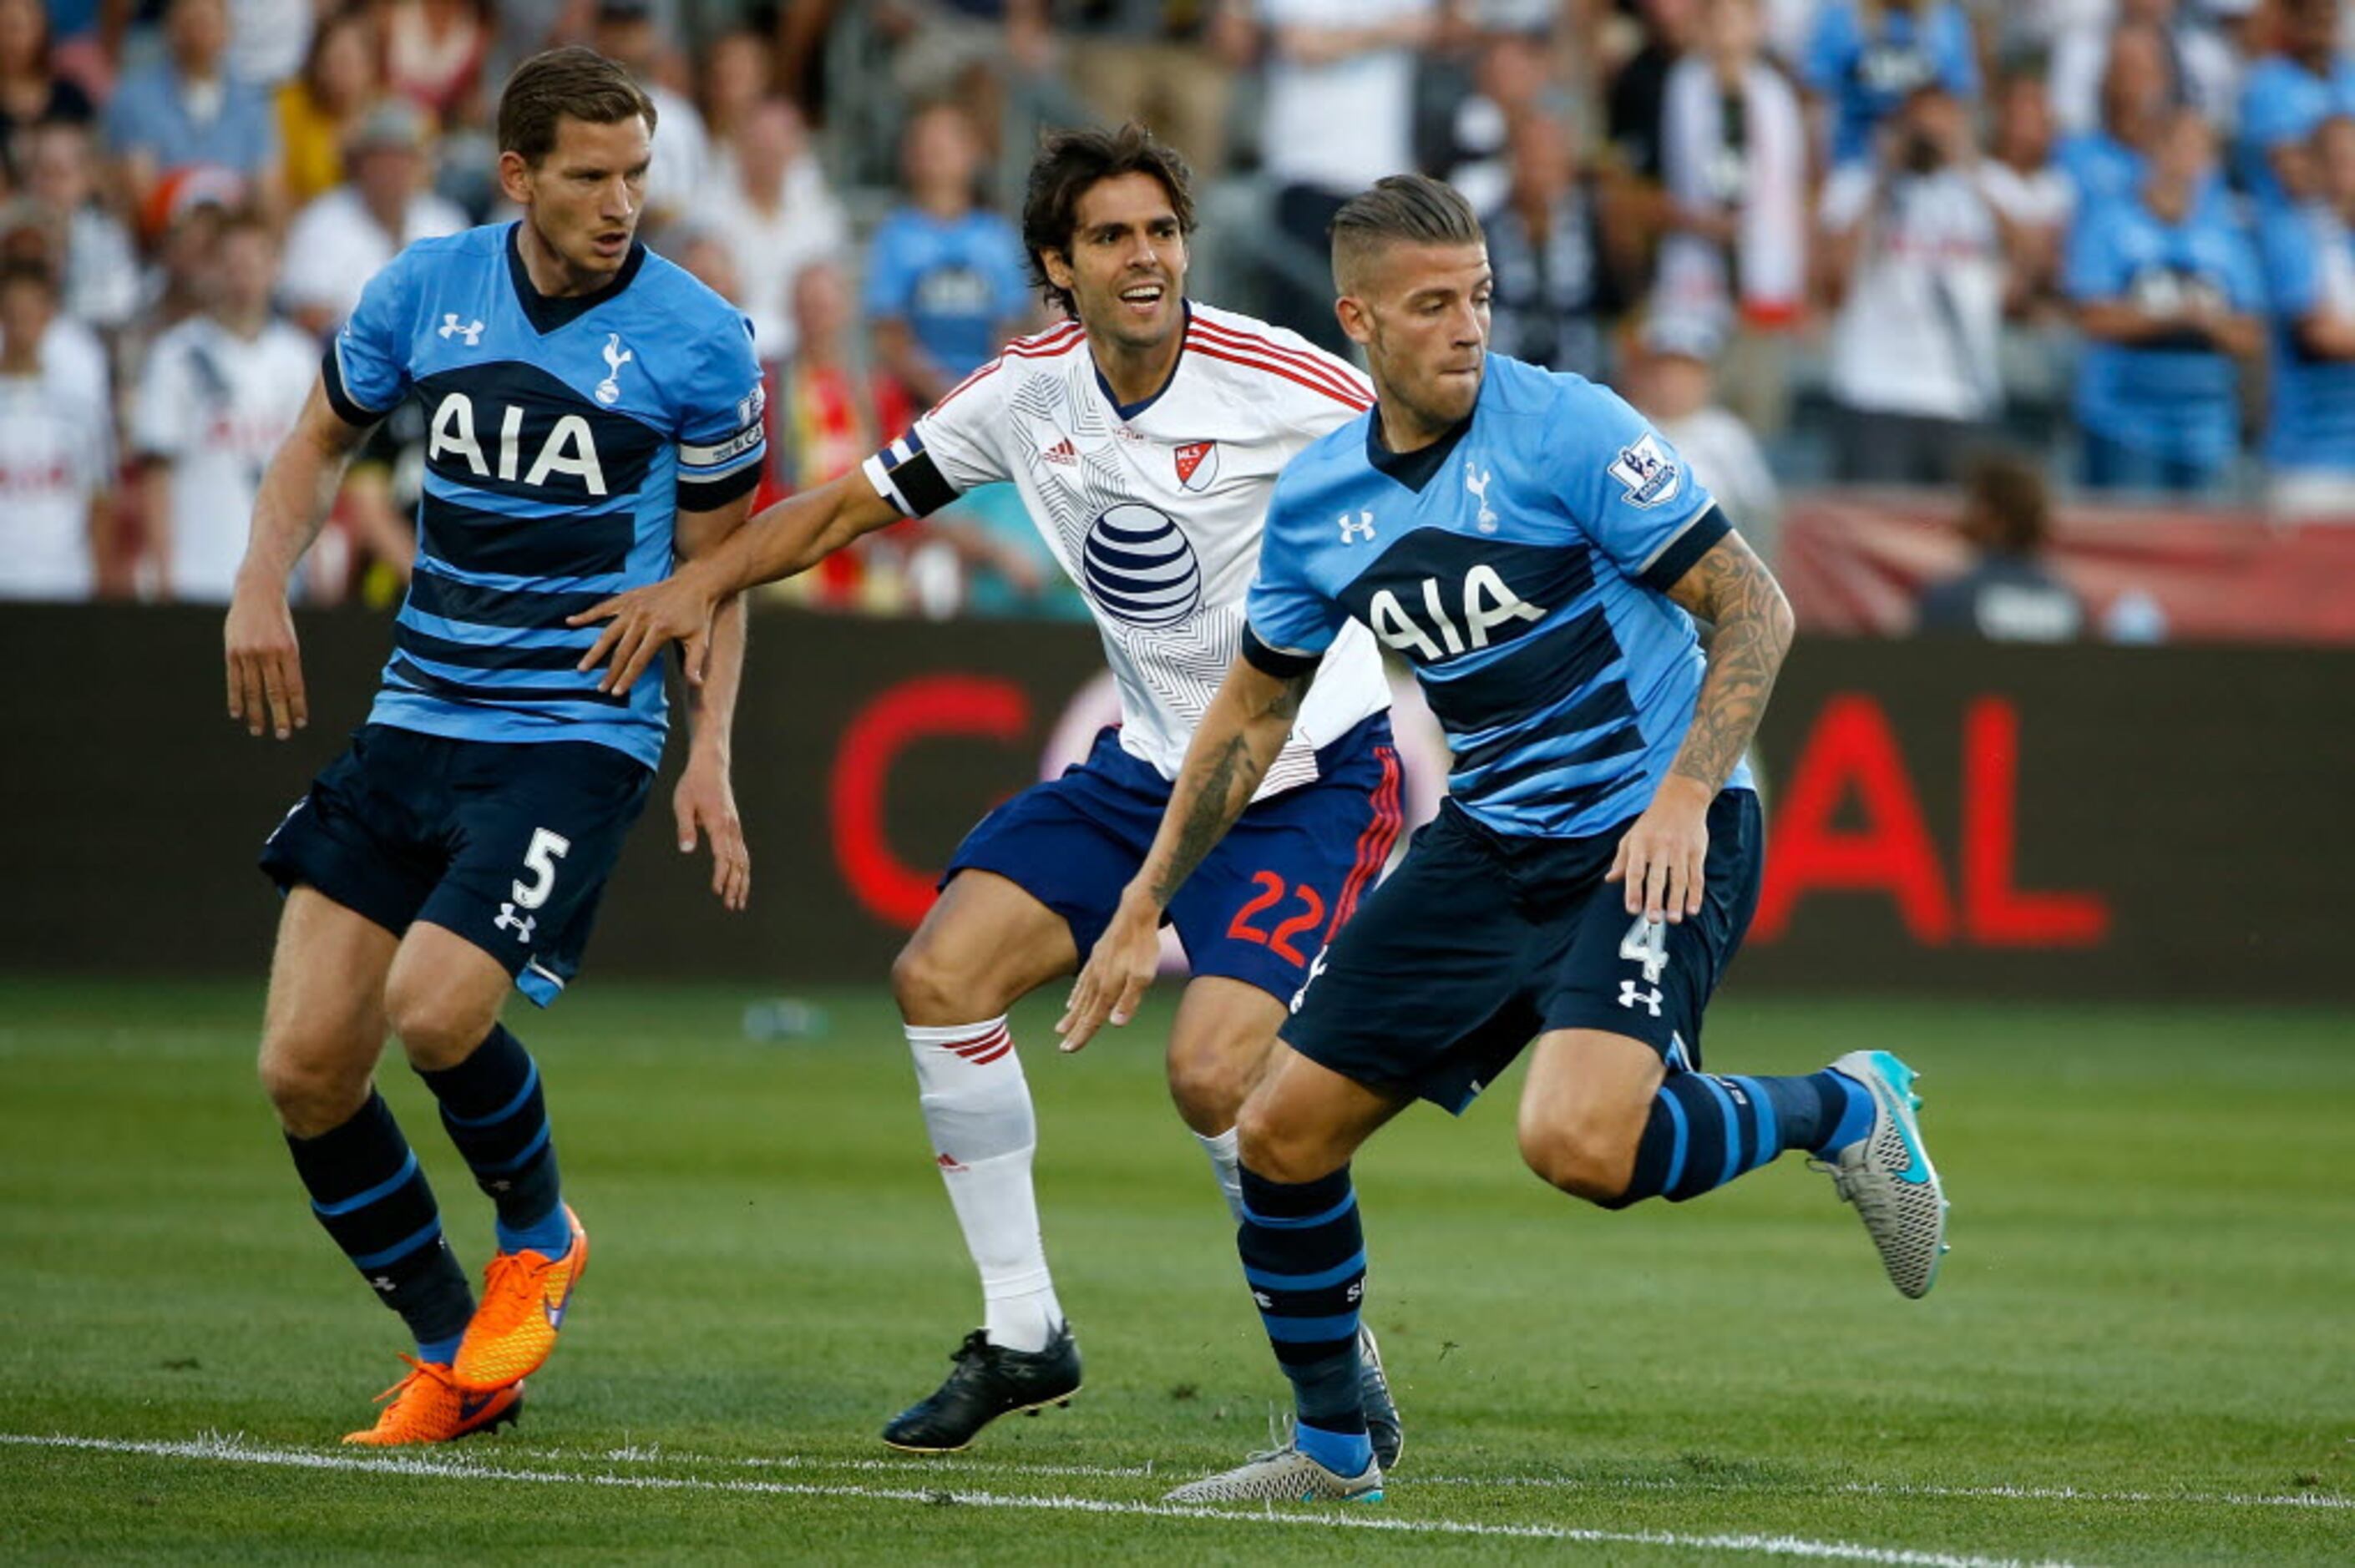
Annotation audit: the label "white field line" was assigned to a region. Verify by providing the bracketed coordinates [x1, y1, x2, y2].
[2, 1432, 2076, 1568]
[484, 1440, 2355, 1514]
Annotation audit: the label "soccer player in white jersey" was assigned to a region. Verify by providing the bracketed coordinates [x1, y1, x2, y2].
[575, 124, 1407, 1459]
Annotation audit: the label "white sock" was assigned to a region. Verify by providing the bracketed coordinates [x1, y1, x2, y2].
[1196, 1125, 1244, 1222]
[906, 1018, 1061, 1353]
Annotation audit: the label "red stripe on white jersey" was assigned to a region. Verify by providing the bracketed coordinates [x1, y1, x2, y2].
[1187, 319, 1374, 403]
[1325, 746, 1403, 940]
[1183, 340, 1374, 412]
[931, 359, 1000, 414]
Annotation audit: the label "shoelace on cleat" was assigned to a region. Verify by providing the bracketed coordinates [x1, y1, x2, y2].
[473, 1251, 558, 1335]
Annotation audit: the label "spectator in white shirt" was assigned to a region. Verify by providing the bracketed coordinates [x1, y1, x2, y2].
[2049, 0, 2238, 138]
[701, 95, 848, 362]
[1816, 84, 2008, 483]
[1628, 313, 1784, 561]
[280, 99, 468, 336]
[592, 0, 707, 228]
[19, 119, 140, 336]
[0, 258, 116, 601]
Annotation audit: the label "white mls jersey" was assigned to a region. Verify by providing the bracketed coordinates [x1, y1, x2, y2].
[861, 301, 1390, 797]
[133, 313, 318, 602]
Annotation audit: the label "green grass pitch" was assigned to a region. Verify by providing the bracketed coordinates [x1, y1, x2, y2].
[3, 978, 2350, 1564]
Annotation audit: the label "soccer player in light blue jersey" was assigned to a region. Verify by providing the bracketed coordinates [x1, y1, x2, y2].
[221, 48, 767, 1444]
[1061, 175, 1951, 1505]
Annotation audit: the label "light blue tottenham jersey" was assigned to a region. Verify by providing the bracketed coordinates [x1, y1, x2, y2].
[326, 223, 768, 769]
[1244, 353, 1750, 840]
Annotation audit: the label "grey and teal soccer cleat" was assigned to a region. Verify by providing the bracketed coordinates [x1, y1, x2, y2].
[1163, 1443, 1384, 1505]
[1357, 1324, 1403, 1473]
[1813, 1050, 1950, 1298]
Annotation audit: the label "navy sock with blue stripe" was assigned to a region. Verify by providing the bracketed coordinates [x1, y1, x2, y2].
[286, 1091, 474, 1357]
[416, 1024, 570, 1257]
[1238, 1163, 1374, 1478]
[1613, 1069, 1866, 1206]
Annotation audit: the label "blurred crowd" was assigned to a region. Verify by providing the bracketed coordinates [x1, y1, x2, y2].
[4, 0, 2354, 624]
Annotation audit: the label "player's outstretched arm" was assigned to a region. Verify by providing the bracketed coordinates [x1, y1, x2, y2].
[671, 493, 757, 913]
[1608, 529, 1795, 923]
[1057, 655, 1312, 1052]
[225, 381, 372, 739]
[570, 466, 903, 695]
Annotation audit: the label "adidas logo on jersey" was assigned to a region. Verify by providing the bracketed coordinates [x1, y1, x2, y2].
[1041, 436, 1078, 467]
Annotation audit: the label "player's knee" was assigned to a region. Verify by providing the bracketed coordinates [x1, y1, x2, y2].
[890, 939, 993, 1026]
[1166, 1039, 1259, 1135]
[1234, 1097, 1333, 1185]
[256, 1040, 370, 1138]
[1518, 1122, 1638, 1206]
[382, 977, 496, 1071]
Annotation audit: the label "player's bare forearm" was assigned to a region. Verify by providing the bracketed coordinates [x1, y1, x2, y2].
[1137, 658, 1310, 910]
[236, 384, 367, 590]
[1664, 530, 1794, 797]
[698, 469, 900, 598]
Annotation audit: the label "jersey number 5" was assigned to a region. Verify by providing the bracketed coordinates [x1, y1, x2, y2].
[512, 827, 572, 911]
[1228, 871, 1329, 967]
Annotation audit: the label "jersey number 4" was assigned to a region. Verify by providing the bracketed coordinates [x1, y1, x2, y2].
[1228, 872, 1328, 967]
[1619, 915, 1669, 984]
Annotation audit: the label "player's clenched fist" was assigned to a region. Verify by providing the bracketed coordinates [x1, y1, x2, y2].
[224, 581, 308, 740]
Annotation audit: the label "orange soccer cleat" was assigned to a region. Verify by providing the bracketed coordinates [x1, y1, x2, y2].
[453, 1205, 588, 1393]
[342, 1356, 524, 1445]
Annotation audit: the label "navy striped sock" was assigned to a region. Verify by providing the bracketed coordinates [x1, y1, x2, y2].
[286, 1091, 474, 1349]
[416, 1025, 567, 1256]
[1238, 1163, 1370, 1474]
[1615, 1071, 1829, 1205]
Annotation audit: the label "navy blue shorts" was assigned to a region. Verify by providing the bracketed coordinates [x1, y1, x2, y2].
[945, 716, 1401, 1004]
[1281, 788, 1763, 1114]
[258, 724, 653, 1006]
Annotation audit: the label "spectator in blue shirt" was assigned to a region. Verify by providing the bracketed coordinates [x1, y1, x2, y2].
[102, 0, 280, 222]
[2259, 114, 2355, 516]
[2067, 109, 2265, 493]
[2233, 0, 2355, 209]
[2054, 21, 2177, 214]
[1803, 0, 1979, 169]
[862, 100, 1031, 406]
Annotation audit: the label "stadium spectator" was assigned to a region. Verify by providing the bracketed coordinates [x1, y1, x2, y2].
[1916, 453, 2084, 640]
[1606, 0, 1702, 185]
[1248, 0, 1440, 352]
[2258, 113, 2355, 517]
[1658, 0, 1807, 432]
[104, 0, 282, 220]
[0, 257, 117, 601]
[1482, 106, 1632, 382]
[702, 94, 848, 361]
[1802, 0, 1980, 169]
[0, 204, 111, 450]
[861, 99, 1030, 403]
[1978, 66, 2075, 315]
[696, 28, 774, 193]
[593, 0, 707, 227]
[2054, 20, 2184, 211]
[2233, 0, 2355, 207]
[1816, 85, 2007, 483]
[279, 100, 468, 337]
[380, 0, 489, 126]
[132, 212, 317, 601]
[2049, 0, 2238, 137]
[276, 8, 385, 210]
[1031, 0, 1250, 182]
[2066, 108, 2262, 493]
[0, 0, 94, 178]
[228, 0, 314, 91]
[1441, 27, 1565, 219]
[18, 119, 139, 336]
[1627, 315, 1783, 560]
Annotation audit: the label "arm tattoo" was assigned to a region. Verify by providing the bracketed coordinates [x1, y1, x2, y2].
[1150, 672, 1311, 904]
[1667, 536, 1794, 795]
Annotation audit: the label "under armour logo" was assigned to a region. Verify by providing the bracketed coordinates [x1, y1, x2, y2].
[1251, 1290, 1274, 1309]
[489, 1178, 514, 1192]
[494, 903, 536, 943]
[1465, 464, 1497, 531]
[368, 1275, 397, 1294]
[1339, 509, 1376, 544]
[1618, 980, 1664, 1016]
[596, 332, 633, 404]
[438, 314, 484, 346]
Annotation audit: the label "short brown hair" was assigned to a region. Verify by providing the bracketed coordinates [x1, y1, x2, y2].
[1021, 122, 1195, 317]
[1962, 452, 2051, 555]
[1329, 174, 1484, 292]
[497, 47, 656, 167]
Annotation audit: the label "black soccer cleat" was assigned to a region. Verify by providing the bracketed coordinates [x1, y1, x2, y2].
[880, 1323, 1082, 1453]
